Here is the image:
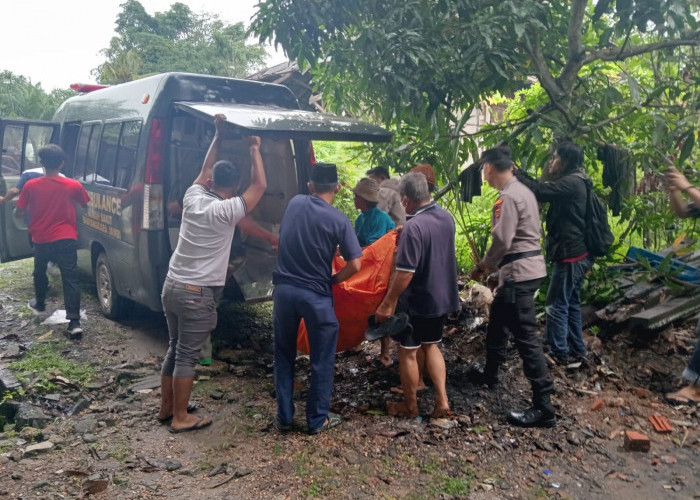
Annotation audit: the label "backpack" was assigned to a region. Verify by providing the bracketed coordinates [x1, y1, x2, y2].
[575, 173, 614, 257]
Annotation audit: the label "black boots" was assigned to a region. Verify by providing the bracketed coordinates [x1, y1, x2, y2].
[507, 392, 556, 428]
[466, 363, 500, 390]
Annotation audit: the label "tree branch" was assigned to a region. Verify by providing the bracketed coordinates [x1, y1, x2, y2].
[525, 30, 564, 101]
[582, 31, 700, 65]
[559, 0, 588, 92]
[576, 105, 641, 133]
[567, 0, 587, 62]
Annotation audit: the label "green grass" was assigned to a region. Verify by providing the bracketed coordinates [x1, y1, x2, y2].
[10, 342, 96, 392]
[527, 485, 551, 500]
[438, 475, 471, 495]
[107, 442, 131, 462]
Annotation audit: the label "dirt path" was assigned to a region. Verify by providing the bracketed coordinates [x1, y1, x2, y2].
[0, 259, 698, 499]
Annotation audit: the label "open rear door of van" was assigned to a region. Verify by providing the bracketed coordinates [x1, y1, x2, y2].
[172, 102, 392, 303]
[0, 119, 60, 262]
[172, 102, 393, 143]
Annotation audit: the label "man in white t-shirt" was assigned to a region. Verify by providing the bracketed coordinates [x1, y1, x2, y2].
[157, 114, 267, 433]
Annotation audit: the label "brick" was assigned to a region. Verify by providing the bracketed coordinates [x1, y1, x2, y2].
[591, 399, 605, 411]
[624, 430, 650, 452]
[648, 415, 672, 433]
[633, 387, 652, 399]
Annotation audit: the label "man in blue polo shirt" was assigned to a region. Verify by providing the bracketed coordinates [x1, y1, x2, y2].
[273, 163, 363, 434]
[375, 172, 460, 418]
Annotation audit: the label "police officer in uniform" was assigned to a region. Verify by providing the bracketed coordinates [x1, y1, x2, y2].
[468, 147, 556, 428]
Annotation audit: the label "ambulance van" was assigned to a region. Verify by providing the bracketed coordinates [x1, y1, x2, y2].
[0, 72, 391, 318]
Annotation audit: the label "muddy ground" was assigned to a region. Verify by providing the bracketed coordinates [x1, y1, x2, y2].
[0, 258, 698, 500]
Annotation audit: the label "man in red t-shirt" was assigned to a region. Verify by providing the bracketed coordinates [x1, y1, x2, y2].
[16, 145, 90, 338]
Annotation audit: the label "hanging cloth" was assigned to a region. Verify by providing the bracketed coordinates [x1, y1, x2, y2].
[459, 163, 482, 203]
[597, 145, 635, 216]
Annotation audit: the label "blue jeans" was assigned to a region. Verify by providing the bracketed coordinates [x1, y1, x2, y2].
[545, 256, 593, 358]
[273, 283, 339, 431]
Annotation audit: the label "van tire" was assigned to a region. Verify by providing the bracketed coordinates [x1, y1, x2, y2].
[96, 252, 125, 319]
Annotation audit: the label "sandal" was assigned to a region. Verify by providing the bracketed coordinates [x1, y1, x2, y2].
[665, 394, 698, 406]
[308, 412, 342, 435]
[169, 416, 212, 434]
[157, 401, 199, 424]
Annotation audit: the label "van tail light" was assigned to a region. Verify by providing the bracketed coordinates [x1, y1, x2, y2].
[143, 119, 165, 230]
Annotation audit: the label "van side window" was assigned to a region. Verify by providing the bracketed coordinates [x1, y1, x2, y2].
[60, 123, 81, 178]
[84, 124, 103, 183]
[96, 123, 121, 185]
[74, 124, 99, 180]
[115, 121, 142, 189]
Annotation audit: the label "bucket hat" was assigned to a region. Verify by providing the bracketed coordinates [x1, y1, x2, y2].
[352, 177, 380, 203]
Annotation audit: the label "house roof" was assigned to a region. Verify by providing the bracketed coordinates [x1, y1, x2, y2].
[247, 61, 323, 112]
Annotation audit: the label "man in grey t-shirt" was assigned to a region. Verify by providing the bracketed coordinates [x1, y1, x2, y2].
[158, 115, 267, 433]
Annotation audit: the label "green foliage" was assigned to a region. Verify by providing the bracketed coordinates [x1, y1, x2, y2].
[95, 0, 267, 83]
[253, 0, 700, 264]
[0, 71, 75, 119]
[312, 141, 373, 221]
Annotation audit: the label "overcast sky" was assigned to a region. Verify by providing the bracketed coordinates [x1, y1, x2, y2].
[1, 0, 287, 91]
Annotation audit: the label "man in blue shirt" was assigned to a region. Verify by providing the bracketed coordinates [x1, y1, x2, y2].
[273, 163, 363, 434]
[353, 177, 395, 247]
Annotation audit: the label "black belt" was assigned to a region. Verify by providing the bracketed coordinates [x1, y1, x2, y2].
[498, 250, 541, 268]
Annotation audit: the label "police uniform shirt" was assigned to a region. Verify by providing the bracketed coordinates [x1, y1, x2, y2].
[482, 176, 547, 286]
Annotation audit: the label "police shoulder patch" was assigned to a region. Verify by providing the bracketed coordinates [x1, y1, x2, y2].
[493, 197, 503, 219]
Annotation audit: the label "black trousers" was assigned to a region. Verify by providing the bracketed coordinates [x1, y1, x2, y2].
[485, 278, 554, 398]
[33, 239, 80, 320]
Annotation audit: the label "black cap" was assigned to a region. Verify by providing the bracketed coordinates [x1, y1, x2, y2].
[311, 163, 338, 184]
[366, 166, 390, 179]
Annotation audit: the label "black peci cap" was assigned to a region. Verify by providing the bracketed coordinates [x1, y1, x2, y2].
[311, 163, 338, 184]
[366, 166, 390, 179]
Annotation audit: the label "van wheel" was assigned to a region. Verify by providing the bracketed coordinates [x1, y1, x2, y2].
[96, 252, 125, 319]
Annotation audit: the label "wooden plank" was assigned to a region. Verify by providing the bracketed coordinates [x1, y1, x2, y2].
[629, 294, 700, 332]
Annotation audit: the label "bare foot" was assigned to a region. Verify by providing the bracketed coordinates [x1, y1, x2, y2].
[386, 401, 419, 418]
[378, 354, 393, 367]
[430, 406, 451, 418]
[665, 384, 700, 405]
[390, 382, 426, 395]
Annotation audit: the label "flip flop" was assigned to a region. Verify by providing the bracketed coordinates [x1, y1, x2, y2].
[365, 313, 412, 342]
[308, 412, 342, 435]
[664, 394, 698, 406]
[157, 401, 199, 424]
[169, 416, 212, 434]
